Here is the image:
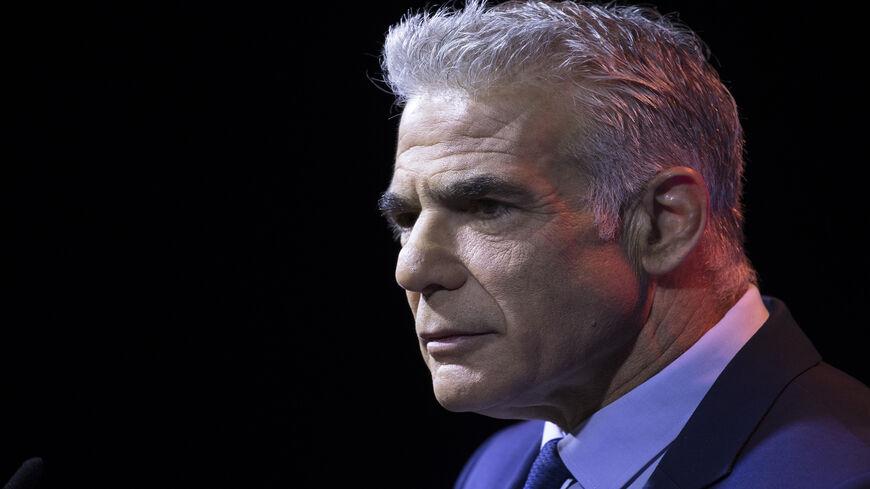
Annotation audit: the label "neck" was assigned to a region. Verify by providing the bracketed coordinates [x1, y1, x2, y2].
[612, 284, 733, 393]
[555, 280, 743, 432]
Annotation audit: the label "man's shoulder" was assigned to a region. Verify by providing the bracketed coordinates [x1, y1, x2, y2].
[753, 360, 870, 451]
[652, 298, 870, 488]
[723, 361, 870, 487]
[453, 420, 543, 489]
[792, 362, 870, 433]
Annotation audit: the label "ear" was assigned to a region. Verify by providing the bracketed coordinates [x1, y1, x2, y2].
[629, 167, 709, 276]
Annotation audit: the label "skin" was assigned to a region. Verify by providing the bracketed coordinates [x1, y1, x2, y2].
[381, 88, 735, 431]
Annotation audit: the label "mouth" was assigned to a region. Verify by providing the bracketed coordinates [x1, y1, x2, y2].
[419, 330, 496, 358]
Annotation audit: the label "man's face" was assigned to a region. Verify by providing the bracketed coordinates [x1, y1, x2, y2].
[381, 89, 647, 425]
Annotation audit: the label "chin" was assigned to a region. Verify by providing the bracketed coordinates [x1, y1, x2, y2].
[430, 363, 520, 416]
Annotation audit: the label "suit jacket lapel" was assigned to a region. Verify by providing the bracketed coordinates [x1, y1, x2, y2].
[454, 420, 542, 489]
[645, 297, 822, 489]
[505, 440, 541, 489]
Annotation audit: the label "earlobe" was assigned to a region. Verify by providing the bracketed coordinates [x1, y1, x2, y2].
[636, 167, 709, 276]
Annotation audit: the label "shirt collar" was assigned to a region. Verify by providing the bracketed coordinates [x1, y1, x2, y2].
[542, 286, 769, 489]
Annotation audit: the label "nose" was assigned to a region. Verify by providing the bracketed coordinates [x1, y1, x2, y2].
[395, 210, 466, 297]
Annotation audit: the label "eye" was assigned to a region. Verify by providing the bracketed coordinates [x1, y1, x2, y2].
[393, 212, 419, 229]
[387, 211, 419, 241]
[387, 212, 418, 242]
[467, 199, 511, 218]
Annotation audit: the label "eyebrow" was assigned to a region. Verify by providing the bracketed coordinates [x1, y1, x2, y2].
[432, 174, 533, 202]
[377, 191, 415, 218]
[378, 174, 534, 217]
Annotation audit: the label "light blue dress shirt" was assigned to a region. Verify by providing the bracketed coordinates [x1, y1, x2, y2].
[541, 286, 770, 489]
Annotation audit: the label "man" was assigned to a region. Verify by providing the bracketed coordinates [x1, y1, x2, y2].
[377, 1, 870, 488]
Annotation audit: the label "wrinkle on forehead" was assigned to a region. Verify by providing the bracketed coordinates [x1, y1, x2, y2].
[388, 88, 592, 213]
[395, 90, 570, 165]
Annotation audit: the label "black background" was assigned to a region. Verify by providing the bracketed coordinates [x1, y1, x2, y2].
[3, 1, 867, 488]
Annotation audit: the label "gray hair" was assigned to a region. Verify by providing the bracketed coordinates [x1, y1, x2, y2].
[380, 0, 756, 298]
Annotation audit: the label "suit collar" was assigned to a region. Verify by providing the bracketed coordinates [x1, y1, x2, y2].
[646, 297, 821, 489]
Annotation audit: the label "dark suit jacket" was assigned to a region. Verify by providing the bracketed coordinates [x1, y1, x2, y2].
[454, 297, 870, 488]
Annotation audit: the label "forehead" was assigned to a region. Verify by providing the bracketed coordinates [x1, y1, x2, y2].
[392, 90, 576, 193]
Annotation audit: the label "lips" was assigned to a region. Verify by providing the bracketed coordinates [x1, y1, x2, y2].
[419, 329, 485, 341]
[419, 330, 496, 357]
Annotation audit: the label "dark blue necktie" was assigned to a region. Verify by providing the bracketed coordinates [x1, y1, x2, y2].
[523, 438, 572, 489]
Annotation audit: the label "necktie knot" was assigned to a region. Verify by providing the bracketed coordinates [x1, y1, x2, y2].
[523, 438, 572, 489]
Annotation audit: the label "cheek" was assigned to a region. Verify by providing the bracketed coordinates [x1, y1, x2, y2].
[464, 237, 551, 339]
[463, 235, 534, 292]
[470, 225, 641, 353]
[405, 291, 421, 318]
